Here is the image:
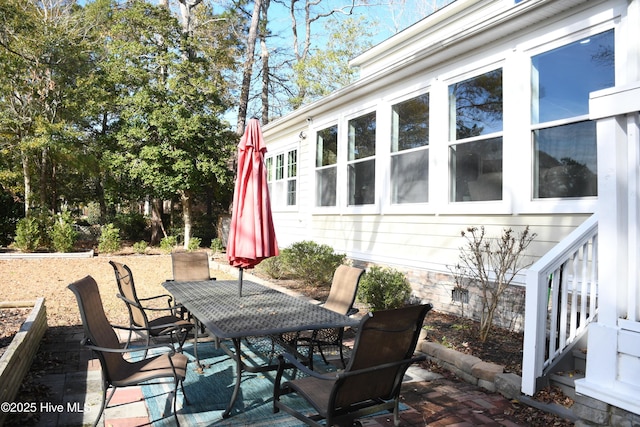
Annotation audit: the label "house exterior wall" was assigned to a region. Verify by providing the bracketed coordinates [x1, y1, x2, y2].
[262, 0, 640, 417]
[263, 0, 630, 318]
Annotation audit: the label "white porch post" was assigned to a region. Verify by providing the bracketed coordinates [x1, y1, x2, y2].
[575, 82, 640, 414]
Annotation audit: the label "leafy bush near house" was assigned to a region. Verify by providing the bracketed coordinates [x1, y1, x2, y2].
[98, 223, 121, 254]
[49, 212, 77, 252]
[258, 253, 290, 280]
[160, 236, 177, 253]
[280, 241, 345, 287]
[357, 265, 412, 311]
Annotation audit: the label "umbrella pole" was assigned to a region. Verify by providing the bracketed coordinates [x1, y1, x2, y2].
[238, 267, 243, 297]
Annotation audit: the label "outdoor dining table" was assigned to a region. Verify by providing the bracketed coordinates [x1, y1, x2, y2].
[161, 279, 360, 418]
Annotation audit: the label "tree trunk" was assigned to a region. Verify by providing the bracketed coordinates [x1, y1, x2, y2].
[21, 152, 31, 217]
[40, 147, 48, 212]
[237, 0, 262, 135]
[260, 0, 270, 124]
[180, 189, 193, 250]
[150, 198, 165, 246]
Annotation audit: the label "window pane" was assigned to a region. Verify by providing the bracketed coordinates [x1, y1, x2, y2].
[449, 69, 503, 140]
[276, 154, 284, 180]
[316, 125, 338, 167]
[348, 112, 376, 161]
[266, 157, 273, 181]
[288, 150, 297, 178]
[450, 137, 502, 201]
[316, 167, 337, 206]
[392, 93, 429, 152]
[391, 149, 429, 204]
[534, 121, 597, 198]
[532, 30, 614, 123]
[348, 159, 375, 205]
[287, 180, 296, 206]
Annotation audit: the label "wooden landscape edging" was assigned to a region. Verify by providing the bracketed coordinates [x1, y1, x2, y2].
[0, 298, 47, 426]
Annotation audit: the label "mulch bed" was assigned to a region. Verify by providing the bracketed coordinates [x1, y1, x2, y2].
[0, 308, 30, 359]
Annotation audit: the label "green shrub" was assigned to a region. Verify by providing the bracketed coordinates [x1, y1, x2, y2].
[210, 238, 224, 254]
[49, 212, 77, 252]
[98, 223, 121, 254]
[160, 236, 177, 253]
[187, 236, 201, 251]
[14, 216, 42, 252]
[258, 254, 289, 280]
[133, 240, 148, 254]
[281, 241, 345, 287]
[357, 265, 412, 311]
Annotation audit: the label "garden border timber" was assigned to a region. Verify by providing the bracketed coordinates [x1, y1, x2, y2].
[0, 298, 48, 426]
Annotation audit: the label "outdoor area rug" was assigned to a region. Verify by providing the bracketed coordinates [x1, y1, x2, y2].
[141, 338, 410, 426]
[141, 338, 329, 426]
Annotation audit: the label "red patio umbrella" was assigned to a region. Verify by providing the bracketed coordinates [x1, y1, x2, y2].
[227, 118, 279, 295]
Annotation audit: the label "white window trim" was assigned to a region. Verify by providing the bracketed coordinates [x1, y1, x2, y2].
[439, 61, 512, 215]
[266, 142, 299, 213]
[514, 16, 617, 215]
[311, 119, 342, 215]
[382, 87, 433, 215]
[343, 108, 382, 215]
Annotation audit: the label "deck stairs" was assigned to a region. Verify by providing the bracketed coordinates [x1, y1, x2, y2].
[546, 332, 588, 400]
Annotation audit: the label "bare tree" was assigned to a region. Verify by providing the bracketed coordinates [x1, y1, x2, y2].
[237, 0, 263, 135]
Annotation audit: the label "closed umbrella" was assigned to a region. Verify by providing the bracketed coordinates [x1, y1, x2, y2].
[227, 118, 279, 296]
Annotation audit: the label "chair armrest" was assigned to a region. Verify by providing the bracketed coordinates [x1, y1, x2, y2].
[274, 353, 337, 405]
[337, 354, 426, 379]
[81, 338, 177, 356]
[346, 307, 359, 316]
[277, 353, 336, 381]
[139, 294, 175, 308]
[116, 293, 141, 308]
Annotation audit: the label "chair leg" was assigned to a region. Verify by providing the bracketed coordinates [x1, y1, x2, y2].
[180, 379, 190, 406]
[392, 397, 400, 427]
[172, 381, 181, 427]
[92, 384, 108, 427]
[94, 384, 117, 427]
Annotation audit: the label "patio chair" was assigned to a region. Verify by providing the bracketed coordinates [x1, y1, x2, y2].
[170, 251, 216, 329]
[298, 265, 364, 367]
[274, 303, 432, 427]
[171, 251, 216, 281]
[110, 260, 193, 355]
[68, 275, 189, 427]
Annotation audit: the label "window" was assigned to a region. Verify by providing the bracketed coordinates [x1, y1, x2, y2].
[348, 112, 376, 206]
[531, 30, 614, 198]
[287, 150, 297, 205]
[315, 125, 338, 206]
[266, 148, 298, 208]
[391, 93, 429, 204]
[449, 68, 503, 202]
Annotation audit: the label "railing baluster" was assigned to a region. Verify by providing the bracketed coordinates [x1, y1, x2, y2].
[522, 214, 598, 396]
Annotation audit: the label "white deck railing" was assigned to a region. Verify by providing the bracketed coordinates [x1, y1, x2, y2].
[521, 214, 599, 396]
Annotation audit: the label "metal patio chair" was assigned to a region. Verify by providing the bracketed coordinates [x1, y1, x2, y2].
[171, 251, 216, 282]
[296, 265, 364, 367]
[68, 275, 189, 427]
[274, 303, 432, 427]
[110, 260, 193, 355]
